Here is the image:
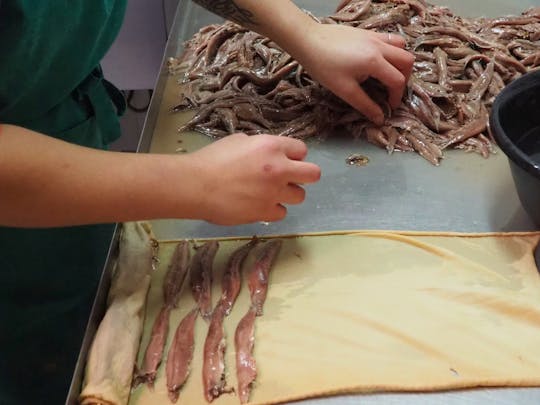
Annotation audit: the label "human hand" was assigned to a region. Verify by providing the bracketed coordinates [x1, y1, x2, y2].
[186, 133, 321, 225]
[292, 23, 414, 125]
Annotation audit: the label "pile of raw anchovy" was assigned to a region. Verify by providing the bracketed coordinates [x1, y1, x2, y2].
[169, 0, 540, 165]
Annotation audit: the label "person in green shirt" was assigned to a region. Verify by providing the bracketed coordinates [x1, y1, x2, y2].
[0, 1, 413, 403]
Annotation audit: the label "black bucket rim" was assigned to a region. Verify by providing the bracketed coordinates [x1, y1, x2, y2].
[490, 69, 540, 179]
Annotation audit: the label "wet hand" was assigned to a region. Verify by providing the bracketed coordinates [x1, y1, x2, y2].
[295, 23, 414, 125]
[187, 133, 321, 225]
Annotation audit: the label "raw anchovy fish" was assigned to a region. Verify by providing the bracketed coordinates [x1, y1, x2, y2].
[234, 307, 258, 404]
[219, 238, 258, 316]
[134, 241, 191, 388]
[166, 308, 199, 403]
[190, 240, 219, 321]
[170, 0, 540, 165]
[248, 240, 283, 316]
[202, 303, 233, 402]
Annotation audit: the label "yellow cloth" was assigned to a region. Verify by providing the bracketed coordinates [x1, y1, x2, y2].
[129, 231, 540, 405]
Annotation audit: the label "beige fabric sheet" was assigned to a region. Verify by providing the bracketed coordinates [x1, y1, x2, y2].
[128, 231, 540, 405]
[80, 222, 156, 405]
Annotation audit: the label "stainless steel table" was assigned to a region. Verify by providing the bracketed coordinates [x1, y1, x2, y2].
[141, 0, 538, 242]
[67, 1, 540, 404]
[142, 1, 540, 404]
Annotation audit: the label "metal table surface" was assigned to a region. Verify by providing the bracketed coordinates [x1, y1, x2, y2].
[135, 1, 540, 405]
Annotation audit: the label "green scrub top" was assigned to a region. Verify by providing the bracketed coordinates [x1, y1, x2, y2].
[0, 1, 127, 403]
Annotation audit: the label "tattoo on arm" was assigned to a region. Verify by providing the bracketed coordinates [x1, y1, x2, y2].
[193, 0, 258, 26]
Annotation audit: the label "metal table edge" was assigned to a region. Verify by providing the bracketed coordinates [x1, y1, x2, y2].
[65, 1, 540, 404]
[63, 2, 191, 402]
[65, 224, 120, 405]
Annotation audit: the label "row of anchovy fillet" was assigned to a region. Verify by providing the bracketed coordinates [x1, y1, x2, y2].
[133, 238, 283, 404]
[168, 0, 540, 165]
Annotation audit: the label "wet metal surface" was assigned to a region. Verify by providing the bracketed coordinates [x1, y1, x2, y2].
[137, 2, 540, 404]
[68, 1, 540, 404]
[142, 0, 538, 241]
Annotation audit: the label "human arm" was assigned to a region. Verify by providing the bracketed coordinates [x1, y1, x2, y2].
[0, 125, 320, 227]
[193, 0, 415, 125]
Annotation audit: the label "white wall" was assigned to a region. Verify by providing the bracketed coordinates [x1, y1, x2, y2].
[101, 0, 180, 90]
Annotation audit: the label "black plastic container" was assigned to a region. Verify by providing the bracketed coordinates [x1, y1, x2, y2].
[490, 70, 540, 228]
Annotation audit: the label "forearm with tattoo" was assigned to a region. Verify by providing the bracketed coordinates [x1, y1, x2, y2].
[193, 0, 258, 26]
